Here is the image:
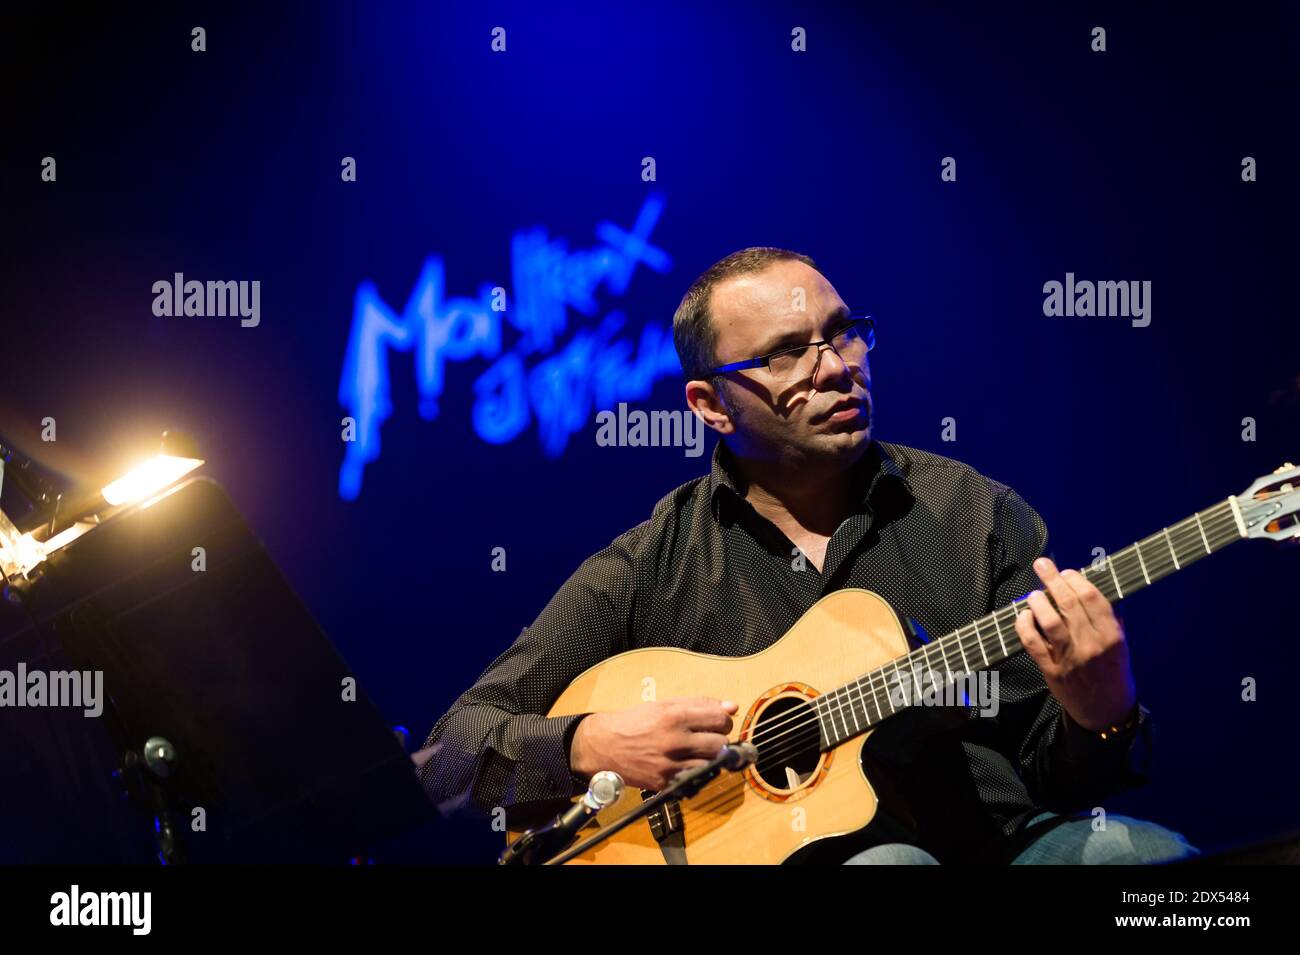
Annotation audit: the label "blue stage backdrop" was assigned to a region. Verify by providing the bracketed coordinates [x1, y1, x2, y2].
[3, 2, 1298, 862]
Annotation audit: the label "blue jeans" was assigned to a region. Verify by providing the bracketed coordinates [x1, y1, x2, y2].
[842, 811, 1201, 864]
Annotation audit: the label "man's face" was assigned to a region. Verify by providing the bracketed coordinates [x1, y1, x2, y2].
[705, 260, 873, 466]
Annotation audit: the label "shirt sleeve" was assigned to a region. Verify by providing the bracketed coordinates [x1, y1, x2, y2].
[415, 532, 640, 827]
[987, 486, 1154, 811]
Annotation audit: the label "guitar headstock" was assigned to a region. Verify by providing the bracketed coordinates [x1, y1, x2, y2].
[1239, 462, 1300, 542]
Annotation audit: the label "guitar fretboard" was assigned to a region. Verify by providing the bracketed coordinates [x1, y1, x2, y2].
[808, 497, 1246, 750]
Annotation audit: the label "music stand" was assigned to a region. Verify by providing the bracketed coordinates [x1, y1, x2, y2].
[0, 476, 434, 863]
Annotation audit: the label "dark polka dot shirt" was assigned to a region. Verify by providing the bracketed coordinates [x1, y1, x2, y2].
[418, 439, 1152, 862]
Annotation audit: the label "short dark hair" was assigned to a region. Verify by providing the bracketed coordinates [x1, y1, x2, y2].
[672, 246, 817, 381]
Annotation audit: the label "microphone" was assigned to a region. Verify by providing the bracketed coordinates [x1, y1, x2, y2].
[717, 741, 758, 771]
[669, 740, 758, 790]
[498, 771, 624, 865]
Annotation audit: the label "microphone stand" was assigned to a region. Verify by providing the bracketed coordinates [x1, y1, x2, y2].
[499, 771, 624, 866]
[541, 742, 756, 866]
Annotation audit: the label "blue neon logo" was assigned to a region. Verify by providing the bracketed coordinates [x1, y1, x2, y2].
[337, 195, 677, 500]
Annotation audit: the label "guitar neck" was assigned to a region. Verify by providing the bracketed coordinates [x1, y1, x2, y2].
[813, 496, 1247, 749]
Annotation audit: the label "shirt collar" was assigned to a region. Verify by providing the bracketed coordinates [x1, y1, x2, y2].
[707, 438, 909, 517]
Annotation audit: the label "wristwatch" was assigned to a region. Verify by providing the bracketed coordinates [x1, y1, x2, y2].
[1081, 702, 1144, 741]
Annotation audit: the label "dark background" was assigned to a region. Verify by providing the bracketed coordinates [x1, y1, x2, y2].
[3, 1, 1298, 863]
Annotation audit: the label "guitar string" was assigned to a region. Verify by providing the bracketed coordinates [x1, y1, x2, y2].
[730, 505, 1239, 764]
[668, 507, 1243, 817]
[728, 504, 1232, 764]
[680, 508, 1244, 823]
[676, 516, 1242, 829]
[727, 507, 1240, 776]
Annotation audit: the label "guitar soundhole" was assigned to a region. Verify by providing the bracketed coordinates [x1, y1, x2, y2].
[751, 696, 822, 791]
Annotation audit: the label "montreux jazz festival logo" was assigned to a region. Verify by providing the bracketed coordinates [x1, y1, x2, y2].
[337, 195, 678, 500]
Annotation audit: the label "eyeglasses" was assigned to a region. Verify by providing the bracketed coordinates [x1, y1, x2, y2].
[706, 316, 876, 383]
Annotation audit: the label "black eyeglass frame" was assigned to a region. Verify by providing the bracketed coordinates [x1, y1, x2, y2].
[704, 315, 876, 378]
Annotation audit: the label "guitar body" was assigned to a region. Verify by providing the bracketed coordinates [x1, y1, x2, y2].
[509, 588, 911, 864]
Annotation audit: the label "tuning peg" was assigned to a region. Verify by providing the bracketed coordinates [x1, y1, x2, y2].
[1276, 462, 1296, 474]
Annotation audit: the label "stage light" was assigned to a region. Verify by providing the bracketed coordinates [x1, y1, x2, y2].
[101, 453, 203, 506]
[1, 432, 204, 581]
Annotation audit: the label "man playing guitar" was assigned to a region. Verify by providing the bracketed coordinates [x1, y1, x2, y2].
[419, 247, 1199, 865]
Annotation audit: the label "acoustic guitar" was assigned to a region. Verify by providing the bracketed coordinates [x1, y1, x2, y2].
[507, 464, 1300, 864]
